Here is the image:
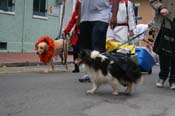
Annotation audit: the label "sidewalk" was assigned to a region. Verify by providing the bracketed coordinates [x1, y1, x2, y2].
[0, 52, 73, 67]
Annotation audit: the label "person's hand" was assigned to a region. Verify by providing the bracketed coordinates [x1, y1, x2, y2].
[61, 32, 65, 36]
[145, 39, 153, 47]
[160, 8, 169, 16]
[76, 19, 80, 29]
[110, 16, 117, 30]
[129, 30, 134, 37]
[148, 41, 153, 47]
[61, 32, 69, 37]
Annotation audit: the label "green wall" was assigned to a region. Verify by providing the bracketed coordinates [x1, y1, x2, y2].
[0, 0, 60, 52]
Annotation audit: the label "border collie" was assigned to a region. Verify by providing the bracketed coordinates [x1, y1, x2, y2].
[78, 49, 143, 95]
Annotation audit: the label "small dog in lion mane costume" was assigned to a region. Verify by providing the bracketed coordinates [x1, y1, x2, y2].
[35, 36, 69, 72]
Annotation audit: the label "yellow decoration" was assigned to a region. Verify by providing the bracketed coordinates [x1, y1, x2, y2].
[106, 39, 135, 54]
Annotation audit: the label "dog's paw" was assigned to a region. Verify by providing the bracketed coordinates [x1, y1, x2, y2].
[124, 89, 131, 95]
[112, 91, 119, 96]
[86, 90, 95, 94]
[44, 69, 49, 73]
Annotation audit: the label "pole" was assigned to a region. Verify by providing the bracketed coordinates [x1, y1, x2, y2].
[57, 0, 66, 39]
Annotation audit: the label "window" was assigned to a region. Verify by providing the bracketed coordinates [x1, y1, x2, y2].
[0, 0, 15, 12]
[33, 0, 47, 17]
[0, 42, 7, 50]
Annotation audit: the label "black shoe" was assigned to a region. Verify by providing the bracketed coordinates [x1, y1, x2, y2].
[72, 64, 79, 73]
[79, 75, 91, 82]
[72, 69, 79, 73]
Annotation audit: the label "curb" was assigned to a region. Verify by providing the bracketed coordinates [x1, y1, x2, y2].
[0, 61, 73, 67]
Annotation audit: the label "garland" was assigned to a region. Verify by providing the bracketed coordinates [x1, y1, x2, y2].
[35, 36, 55, 64]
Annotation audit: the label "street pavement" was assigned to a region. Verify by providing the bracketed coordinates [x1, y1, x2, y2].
[0, 65, 175, 116]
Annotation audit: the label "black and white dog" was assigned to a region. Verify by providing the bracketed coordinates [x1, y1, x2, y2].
[78, 49, 143, 95]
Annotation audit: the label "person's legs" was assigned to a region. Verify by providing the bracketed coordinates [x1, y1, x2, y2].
[79, 21, 92, 50]
[91, 21, 108, 53]
[79, 21, 108, 82]
[156, 53, 170, 87]
[78, 21, 92, 82]
[72, 45, 80, 73]
[169, 55, 175, 89]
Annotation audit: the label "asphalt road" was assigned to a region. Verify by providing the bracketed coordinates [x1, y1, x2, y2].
[0, 65, 175, 116]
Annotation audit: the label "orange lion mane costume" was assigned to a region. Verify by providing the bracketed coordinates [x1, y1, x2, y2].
[35, 36, 55, 64]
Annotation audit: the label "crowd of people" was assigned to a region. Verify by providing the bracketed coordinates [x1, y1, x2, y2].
[62, 0, 175, 90]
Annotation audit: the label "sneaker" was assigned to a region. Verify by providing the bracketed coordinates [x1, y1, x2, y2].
[156, 79, 165, 88]
[170, 83, 175, 90]
[79, 75, 91, 82]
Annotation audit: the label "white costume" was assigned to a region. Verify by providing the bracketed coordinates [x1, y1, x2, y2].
[107, 0, 136, 42]
[133, 24, 149, 45]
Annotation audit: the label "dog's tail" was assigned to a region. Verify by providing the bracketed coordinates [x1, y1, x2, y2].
[136, 76, 144, 85]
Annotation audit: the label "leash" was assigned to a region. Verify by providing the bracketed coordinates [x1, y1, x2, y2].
[61, 34, 70, 64]
[103, 30, 147, 56]
[103, 18, 164, 54]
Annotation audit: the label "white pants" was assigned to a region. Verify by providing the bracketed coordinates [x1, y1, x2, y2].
[107, 26, 129, 42]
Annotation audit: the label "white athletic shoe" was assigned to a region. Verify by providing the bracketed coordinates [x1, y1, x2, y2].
[156, 79, 165, 88]
[170, 83, 175, 90]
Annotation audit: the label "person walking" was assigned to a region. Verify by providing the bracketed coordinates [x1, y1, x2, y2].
[149, 0, 175, 90]
[77, 0, 119, 82]
[62, 0, 81, 73]
[107, 0, 135, 42]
